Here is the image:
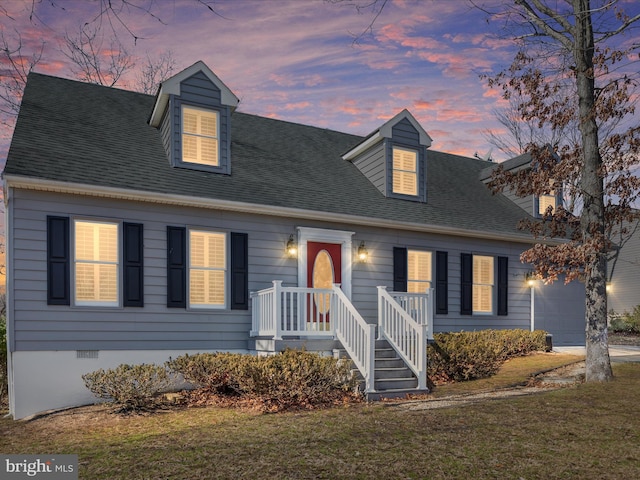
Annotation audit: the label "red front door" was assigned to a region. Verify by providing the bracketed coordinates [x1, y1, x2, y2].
[307, 242, 342, 326]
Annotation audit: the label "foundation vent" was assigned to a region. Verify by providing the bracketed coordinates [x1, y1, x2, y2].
[76, 350, 99, 359]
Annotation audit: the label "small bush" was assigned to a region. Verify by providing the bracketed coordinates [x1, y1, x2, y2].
[610, 306, 640, 334]
[428, 329, 548, 384]
[0, 315, 7, 409]
[82, 363, 174, 412]
[167, 349, 357, 411]
[166, 352, 248, 395]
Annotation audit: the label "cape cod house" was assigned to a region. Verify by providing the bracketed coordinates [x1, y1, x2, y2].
[3, 62, 585, 419]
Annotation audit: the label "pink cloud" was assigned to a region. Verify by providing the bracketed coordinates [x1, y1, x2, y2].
[413, 99, 447, 111]
[282, 101, 312, 111]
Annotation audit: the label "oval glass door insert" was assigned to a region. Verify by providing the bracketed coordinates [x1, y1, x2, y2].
[312, 249, 334, 314]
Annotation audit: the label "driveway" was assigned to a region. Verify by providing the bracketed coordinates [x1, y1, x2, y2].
[554, 345, 640, 363]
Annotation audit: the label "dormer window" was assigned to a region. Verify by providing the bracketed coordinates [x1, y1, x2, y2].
[537, 180, 560, 216]
[538, 191, 556, 215]
[392, 147, 418, 196]
[182, 106, 220, 167]
[342, 109, 431, 203]
[149, 61, 239, 175]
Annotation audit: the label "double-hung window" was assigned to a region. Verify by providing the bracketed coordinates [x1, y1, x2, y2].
[538, 192, 557, 216]
[189, 230, 226, 308]
[538, 180, 558, 216]
[461, 253, 507, 316]
[392, 147, 418, 196]
[472, 255, 494, 314]
[407, 250, 432, 293]
[182, 105, 219, 166]
[74, 220, 119, 306]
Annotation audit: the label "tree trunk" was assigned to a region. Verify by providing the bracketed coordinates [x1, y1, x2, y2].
[573, 0, 613, 381]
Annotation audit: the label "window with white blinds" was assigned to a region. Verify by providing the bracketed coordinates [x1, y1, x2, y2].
[392, 147, 418, 196]
[189, 230, 226, 308]
[407, 250, 432, 293]
[538, 192, 556, 215]
[182, 105, 219, 166]
[74, 220, 119, 306]
[473, 255, 494, 314]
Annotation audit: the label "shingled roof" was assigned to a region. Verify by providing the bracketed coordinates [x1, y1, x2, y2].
[4, 72, 534, 241]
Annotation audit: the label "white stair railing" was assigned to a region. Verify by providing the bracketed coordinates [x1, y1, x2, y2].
[332, 285, 376, 393]
[388, 290, 434, 340]
[378, 286, 431, 390]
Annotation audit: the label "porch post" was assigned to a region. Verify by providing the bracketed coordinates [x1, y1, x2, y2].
[377, 286, 386, 340]
[427, 287, 434, 340]
[366, 324, 377, 393]
[273, 280, 282, 340]
[418, 323, 428, 390]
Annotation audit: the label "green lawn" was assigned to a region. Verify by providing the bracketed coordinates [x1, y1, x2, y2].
[1, 355, 638, 479]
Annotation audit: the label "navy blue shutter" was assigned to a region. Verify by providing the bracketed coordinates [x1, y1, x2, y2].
[460, 253, 473, 315]
[47, 216, 70, 305]
[123, 223, 144, 307]
[393, 247, 408, 292]
[167, 226, 186, 308]
[435, 251, 448, 314]
[230, 232, 249, 310]
[497, 256, 508, 316]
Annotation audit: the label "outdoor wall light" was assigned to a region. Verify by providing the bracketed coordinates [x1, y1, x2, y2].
[286, 234, 297, 257]
[357, 241, 369, 262]
[525, 271, 537, 287]
[606, 282, 612, 292]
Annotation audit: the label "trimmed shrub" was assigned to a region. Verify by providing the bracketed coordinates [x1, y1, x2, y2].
[166, 352, 248, 395]
[428, 329, 548, 384]
[167, 349, 357, 411]
[0, 315, 7, 408]
[610, 305, 640, 334]
[82, 363, 174, 412]
[240, 349, 356, 406]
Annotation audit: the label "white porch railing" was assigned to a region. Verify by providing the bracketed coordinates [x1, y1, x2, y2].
[250, 281, 376, 392]
[377, 287, 432, 390]
[250, 280, 334, 339]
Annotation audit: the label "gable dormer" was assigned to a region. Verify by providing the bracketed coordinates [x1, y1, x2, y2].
[342, 109, 432, 202]
[149, 61, 239, 175]
[479, 150, 563, 218]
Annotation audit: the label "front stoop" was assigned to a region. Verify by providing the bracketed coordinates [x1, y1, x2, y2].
[335, 339, 429, 400]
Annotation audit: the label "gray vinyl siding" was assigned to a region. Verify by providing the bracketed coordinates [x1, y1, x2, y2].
[392, 118, 421, 145]
[352, 142, 386, 195]
[159, 105, 171, 165]
[503, 188, 534, 215]
[609, 221, 640, 315]
[10, 188, 583, 351]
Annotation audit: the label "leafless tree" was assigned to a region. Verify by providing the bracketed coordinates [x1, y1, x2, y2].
[485, 0, 640, 382]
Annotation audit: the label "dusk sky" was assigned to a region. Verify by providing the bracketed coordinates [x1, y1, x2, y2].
[1, 0, 639, 164]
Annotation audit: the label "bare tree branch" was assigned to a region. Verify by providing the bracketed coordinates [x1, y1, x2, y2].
[62, 25, 135, 87]
[134, 50, 177, 95]
[0, 29, 44, 123]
